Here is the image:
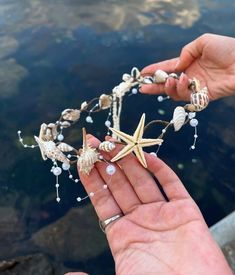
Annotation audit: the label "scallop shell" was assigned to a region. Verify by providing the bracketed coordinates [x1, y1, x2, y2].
[34, 136, 69, 163]
[154, 70, 168, 83]
[99, 94, 112, 110]
[190, 87, 209, 111]
[57, 142, 74, 152]
[62, 109, 81, 121]
[172, 106, 187, 131]
[99, 141, 116, 152]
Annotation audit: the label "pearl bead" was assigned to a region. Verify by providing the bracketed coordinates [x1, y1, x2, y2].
[86, 116, 93, 123]
[24, 144, 27, 148]
[190, 119, 198, 127]
[69, 174, 73, 179]
[99, 155, 104, 160]
[150, 152, 157, 157]
[105, 120, 111, 127]
[62, 162, 70, 170]
[103, 184, 108, 189]
[56, 197, 61, 202]
[31, 145, 35, 148]
[157, 96, 163, 102]
[106, 164, 116, 175]
[191, 145, 195, 150]
[19, 138, 23, 142]
[77, 197, 82, 202]
[89, 192, 95, 197]
[57, 134, 64, 141]
[75, 179, 79, 183]
[17, 130, 21, 134]
[162, 129, 166, 133]
[188, 112, 196, 119]
[53, 167, 62, 176]
[132, 88, 138, 94]
[55, 183, 59, 188]
[194, 134, 198, 138]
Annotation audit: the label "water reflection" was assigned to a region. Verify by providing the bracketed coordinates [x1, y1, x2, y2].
[0, 0, 235, 274]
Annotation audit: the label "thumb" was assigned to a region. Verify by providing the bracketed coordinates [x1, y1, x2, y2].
[175, 36, 204, 71]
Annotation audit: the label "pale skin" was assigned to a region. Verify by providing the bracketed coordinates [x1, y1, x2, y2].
[66, 33, 234, 275]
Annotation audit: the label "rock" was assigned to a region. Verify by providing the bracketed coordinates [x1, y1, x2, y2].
[0, 253, 54, 275]
[31, 204, 107, 261]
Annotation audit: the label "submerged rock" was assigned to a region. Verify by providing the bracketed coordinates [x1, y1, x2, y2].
[31, 204, 107, 261]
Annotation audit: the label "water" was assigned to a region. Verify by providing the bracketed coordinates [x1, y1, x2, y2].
[0, 0, 235, 274]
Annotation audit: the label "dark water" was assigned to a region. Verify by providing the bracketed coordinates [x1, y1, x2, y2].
[0, 0, 235, 274]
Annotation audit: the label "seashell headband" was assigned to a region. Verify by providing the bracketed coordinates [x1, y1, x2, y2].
[18, 67, 209, 203]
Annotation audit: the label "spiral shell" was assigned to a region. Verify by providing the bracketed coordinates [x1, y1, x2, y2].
[99, 141, 116, 152]
[34, 136, 69, 163]
[172, 106, 187, 131]
[61, 109, 81, 121]
[154, 70, 168, 83]
[99, 94, 112, 110]
[190, 87, 209, 111]
[77, 147, 99, 175]
[57, 142, 74, 152]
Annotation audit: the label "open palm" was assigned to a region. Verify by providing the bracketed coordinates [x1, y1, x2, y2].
[74, 135, 231, 275]
[141, 33, 235, 101]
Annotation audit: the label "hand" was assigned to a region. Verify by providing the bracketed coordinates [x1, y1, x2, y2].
[75, 135, 232, 275]
[141, 33, 235, 101]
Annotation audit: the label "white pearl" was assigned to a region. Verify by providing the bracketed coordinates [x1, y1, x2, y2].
[194, 134, 198, 138]
[77, 197, 82, 202]
[67, 154, 71, 158]
[69, 174, 73, 179]
[56, 197, 61, 202]
[190, 119, 198, 127]
[24, 144, 27, 148]
[57, 134, 64, 141]
[105, 120, 111, 127]
[99, 155, 104, 160]
[55, 183, 59, 188]
[106, 164, 116, 175]
[31, 145, 35, 148]
[188, 112, 196, 119]
[17, 130, 21, 134]
[150, 152, 157, 157]
[162, 129, 166, 133]
[157, 96, 163, 102]
[132, 88, 138, 94]
[103, 184, 108, 189]
[191, 145, 195, 150]
[62, 162, 70, 170]
[75, 179, 79, 183]
[86, 116, 93, 123]
[89, 192, 95, 197]
[19, 138, 23, 142]
[53, 167, 62, 176]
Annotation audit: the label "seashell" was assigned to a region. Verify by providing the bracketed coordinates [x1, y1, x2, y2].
[77, 128, 99, 175]
[168, 73, 178, 79]
[60, 121, 71, 128]
[34, 136, 69, 163]
[154, 70, 168, 83]
[122, 73, 132, 82]
[62, 109, 81, 121]
[190, 87, 209, 111]
[99, 94, 112, 110]
[39, 123, 58, 141]
[57, 142, 74, 152]
[113, 82, 132, 98]
[80, 101, 88, 111]
[131, 67, 141, 80]
[172, 106, 187, 131]
[99, 141, 116, 152]
[143, 76, 154, 84]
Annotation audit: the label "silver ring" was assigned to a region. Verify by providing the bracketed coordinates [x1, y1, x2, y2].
[99, 214, 123, 233]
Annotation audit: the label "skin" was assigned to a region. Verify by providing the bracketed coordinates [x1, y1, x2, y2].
[141, 33, 235, 101]
[66, 33, 234, 274]
[66, 135, 232, 275]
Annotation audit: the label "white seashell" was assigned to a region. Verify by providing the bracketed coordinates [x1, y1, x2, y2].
[34, 136, 69, 163]
[190, 87, 209, 111]
[122, 73, 132, 82]
[99, 141, 116, 152]
[62, 109, 81, 121]
[39, 123, 58, 141]
[172, 106, 187, 131]
[143, 76, 154, 84]
[154, 70, 168, 83]
[113, 82, 131, 98]
[168, 73, 178, 79]
[131, 67, 141, 79]
[80, 101, 88, 111]
[57, 142, 74, 152]
[77, 147, 99, 175]
[60, 121, 71, 128]
[99, 94, 112, 110]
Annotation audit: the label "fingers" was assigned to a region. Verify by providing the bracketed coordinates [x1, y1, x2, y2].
[146, 154, 191, 201]
[105, 137, 166, 203]
[78, 164, 122, 221]
[141, 58, 179, 75]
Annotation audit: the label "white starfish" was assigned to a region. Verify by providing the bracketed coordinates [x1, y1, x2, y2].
[109, 113, 163, 168]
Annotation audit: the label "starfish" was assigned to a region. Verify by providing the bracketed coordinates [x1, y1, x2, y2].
[109, 113, 163, 168]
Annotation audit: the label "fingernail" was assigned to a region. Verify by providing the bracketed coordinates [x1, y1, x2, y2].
[179, 72, 185, 84]
[165, 78, 171, 87]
